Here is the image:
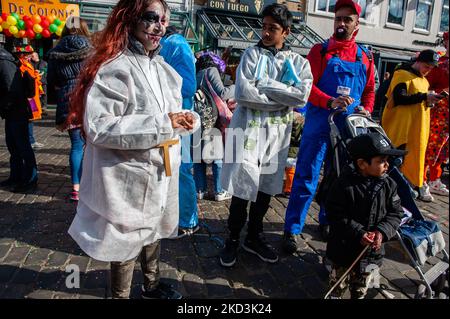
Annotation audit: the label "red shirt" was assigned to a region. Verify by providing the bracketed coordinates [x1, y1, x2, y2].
[427, 56, 449, 93]
[306, 37, 375, 113]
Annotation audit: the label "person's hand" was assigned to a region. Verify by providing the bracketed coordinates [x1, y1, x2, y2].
[183, 112, 195, 130]
[168, 112, 194, 130]
[360, 232, 375, 246]
[330, 95, 354, 110]
[372, 231, 383, 251]
[168, 112, 184, 129]
[354, 106, 371, 117]
[427, 93, 442, 106]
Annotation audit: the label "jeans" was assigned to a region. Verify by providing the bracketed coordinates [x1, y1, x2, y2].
[193, 160, 223, 194]
[228, 191, 272, 240]
[68, 128, 84, 185]
[110, 241, 160, 299]
[179, 135, 198, 229]
[5, 119, 38, 183]
[28, 122, 35, 144]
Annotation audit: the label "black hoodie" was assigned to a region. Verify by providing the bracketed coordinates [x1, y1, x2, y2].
[325, 166, 403, 268]
[0, 47, 32, 120]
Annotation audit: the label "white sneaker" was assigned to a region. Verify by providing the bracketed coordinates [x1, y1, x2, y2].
[418, 182, 435, 202]
[215, 191, 232, 201]
[428, 179, 450, 196]
[31, 142, 45, 149]
[197, 190, 206, 200]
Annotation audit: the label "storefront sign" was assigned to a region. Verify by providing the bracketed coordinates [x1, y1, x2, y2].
[207, 0, 276, 15]
[1, 0, 79, 20]
[218, 38, 253, 49]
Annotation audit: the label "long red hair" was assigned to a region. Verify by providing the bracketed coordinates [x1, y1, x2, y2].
[68, 0, 167, 128]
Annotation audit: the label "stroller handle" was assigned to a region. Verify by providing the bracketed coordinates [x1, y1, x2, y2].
[328, 108, 347, 126]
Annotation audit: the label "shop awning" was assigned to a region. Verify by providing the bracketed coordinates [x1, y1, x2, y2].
[197, 9, 323, 55]
[370, 45, 416, 61]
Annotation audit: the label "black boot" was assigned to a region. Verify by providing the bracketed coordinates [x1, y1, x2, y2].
[0, 179, 19, 188]
[318, 224, 330, 241]
[282, 232, 299, 254]
[141, 282, 182, 299]
[12, 179, 37, 193]
[219, 238, 239, 267]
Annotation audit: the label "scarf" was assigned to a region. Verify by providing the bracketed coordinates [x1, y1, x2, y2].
[19, 57, 42, 120]
[128, 34, 162, 60]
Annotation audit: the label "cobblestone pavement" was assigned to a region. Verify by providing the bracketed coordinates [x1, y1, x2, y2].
[0, 112, 448, 299]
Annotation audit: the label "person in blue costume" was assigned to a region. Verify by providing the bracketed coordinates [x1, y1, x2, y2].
[282, 0, 376, 254]
[160, 8, 199, 239]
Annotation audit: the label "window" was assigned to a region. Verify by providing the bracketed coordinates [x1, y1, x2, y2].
[415, 0, 434, 31]
[317, 0, 368, 16]
[387, 0, 406, 25]
[440, 0, 449, 32]
[364, 0, 381, 25]
[357, 0, 368, 18]
[317, 0, 336, 13]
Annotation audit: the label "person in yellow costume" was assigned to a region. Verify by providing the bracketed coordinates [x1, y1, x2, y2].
[382, 50, 444, 201]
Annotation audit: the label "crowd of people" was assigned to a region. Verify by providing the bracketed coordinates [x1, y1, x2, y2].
[0, 0, 448, 299]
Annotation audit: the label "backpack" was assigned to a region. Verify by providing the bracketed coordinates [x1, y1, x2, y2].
[194, 73, 218, 131]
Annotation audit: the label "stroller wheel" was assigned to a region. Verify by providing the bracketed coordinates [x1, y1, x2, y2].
[438, 292, 448, 299]
[415, 284, 427, 299]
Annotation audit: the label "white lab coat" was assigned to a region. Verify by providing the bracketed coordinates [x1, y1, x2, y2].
[68, 49, 199, 262]
[220, 46, 313, 202]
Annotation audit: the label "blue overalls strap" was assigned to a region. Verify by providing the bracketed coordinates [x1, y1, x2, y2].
[320, 40, 339, 58]
[355, 45, 363, 62]
[356, 44, 372, 62]
[320, 40, 329, 56]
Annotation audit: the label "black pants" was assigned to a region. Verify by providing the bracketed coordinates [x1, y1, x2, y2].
[5, 119, 38, 183]
[228, 191, 272, 240]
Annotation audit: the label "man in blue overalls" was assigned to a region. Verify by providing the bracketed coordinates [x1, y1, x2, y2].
[283, 0, 376, 254]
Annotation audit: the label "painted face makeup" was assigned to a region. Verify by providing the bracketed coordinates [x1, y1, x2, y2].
[133, 1, 167, 53]
[141, 11, 162, 28]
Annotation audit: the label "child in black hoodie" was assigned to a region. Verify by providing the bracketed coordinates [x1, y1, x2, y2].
[325, 132, 405, 299]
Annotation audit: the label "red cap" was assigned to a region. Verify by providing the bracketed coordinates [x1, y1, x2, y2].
[335, 0, 362, 17]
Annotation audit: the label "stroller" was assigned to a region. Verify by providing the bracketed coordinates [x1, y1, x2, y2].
[325, 109, 449, 299]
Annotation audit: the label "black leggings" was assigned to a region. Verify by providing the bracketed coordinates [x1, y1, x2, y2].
[227, 191, 272, 240]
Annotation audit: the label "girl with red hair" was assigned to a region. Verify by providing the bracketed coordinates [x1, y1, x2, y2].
[67, 0, 199, 299]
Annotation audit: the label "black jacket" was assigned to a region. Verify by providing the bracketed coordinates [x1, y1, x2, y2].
[47, 35, 90, 125]
[0, 47, 32, 120]
[325, 167, 403, 268]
